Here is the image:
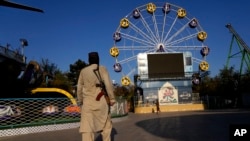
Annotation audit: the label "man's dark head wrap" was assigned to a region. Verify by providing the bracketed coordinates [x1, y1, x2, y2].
[88, 52, 99, 65]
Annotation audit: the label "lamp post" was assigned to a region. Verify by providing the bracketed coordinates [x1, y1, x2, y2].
[19, 38, 28, 55]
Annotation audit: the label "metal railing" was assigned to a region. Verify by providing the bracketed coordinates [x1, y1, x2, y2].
[0, 45, 26, 63]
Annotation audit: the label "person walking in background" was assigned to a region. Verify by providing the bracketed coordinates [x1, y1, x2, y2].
[77, 52, 116, 141]
[156, 99, 160, 114]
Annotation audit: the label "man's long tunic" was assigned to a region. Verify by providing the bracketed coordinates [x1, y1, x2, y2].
[77, 64, 116, 132]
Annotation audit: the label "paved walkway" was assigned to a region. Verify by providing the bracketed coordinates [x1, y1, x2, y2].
[1, 109, 250, 141]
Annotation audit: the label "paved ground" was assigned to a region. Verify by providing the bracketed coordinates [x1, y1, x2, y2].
[0, 109, 250, 141]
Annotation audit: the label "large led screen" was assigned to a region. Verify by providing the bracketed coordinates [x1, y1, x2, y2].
[147, 53, 185, 78]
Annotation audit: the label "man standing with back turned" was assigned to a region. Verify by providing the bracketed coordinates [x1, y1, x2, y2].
[77, 52, 116, 141]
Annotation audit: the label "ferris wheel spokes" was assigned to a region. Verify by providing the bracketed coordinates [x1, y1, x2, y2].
[162, 15, 179, 43]
[117, 55, 138, 64]
[119, 32, 155, 46]
[125, 22, 158, 44]
[166, 33, 198, 46]
[164, 21, 191, 44]
[137, 10, 160, 43]
[161, 8, 169, 42]
[192, 57, 204, 64]
[116, 45, 154, 51]
[117, 48, 156, 65]
[164, 45, 205, 51]
[151, 12, 161, 43]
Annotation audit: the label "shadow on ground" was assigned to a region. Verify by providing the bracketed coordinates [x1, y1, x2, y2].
[95, 128, 117, 141]
[134, 111, 250, 141]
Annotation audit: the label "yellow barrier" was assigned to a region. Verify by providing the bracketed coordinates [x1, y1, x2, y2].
[134, 104, 206, 113]
[31, 88, 77, 105]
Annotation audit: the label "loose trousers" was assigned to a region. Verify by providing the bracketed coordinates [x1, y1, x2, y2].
[82, 117, 112, 141]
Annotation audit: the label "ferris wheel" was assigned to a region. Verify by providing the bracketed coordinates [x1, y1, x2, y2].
[110, 2, 210, 86]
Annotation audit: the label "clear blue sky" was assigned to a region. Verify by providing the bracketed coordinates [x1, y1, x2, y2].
[1, 0, 250, 83]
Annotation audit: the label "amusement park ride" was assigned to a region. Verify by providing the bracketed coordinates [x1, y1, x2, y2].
[225, 24, 250, 76]
[109, 2, 211, 111]
[0, 0, 43, 13]
[1, 1, 248, 107]
[0, 1, 74, 99]
[0, 1, 43, 98]
[109, 2, 210, 87]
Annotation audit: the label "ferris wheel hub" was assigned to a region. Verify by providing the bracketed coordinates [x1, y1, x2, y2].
[156, 43, 165, 52]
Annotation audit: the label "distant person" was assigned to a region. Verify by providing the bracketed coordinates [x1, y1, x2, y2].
[146, 100, 149, 107]
[77, 52, 116, 141]
[156, 99, 160, 114]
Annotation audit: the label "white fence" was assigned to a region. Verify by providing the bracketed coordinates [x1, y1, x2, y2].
[0, 97, 128, 137]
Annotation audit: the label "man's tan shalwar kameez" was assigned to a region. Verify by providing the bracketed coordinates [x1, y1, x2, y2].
[77, 64, 116, 141]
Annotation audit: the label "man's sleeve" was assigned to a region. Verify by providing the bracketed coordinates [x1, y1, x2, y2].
[102, 66, 116, 103]
[77, 70, 84, 105]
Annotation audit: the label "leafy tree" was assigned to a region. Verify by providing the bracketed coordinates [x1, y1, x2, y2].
[114, 85, 135, 112]
[198, 66, 246, 108]
[240, 70, 250, 93]
[199, 76, 216, 96]
[66, 59, 87, 86]
[36, 58, 72, 92]
[38, 58, 60, 87]
[217, 66, 239, 99]
[49, 70, 73, 93]
[40, 58, 59, 77]
[114, 85, 129, 97]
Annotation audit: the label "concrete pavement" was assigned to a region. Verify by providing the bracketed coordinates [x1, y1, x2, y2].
[1, 109, 250, 141]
